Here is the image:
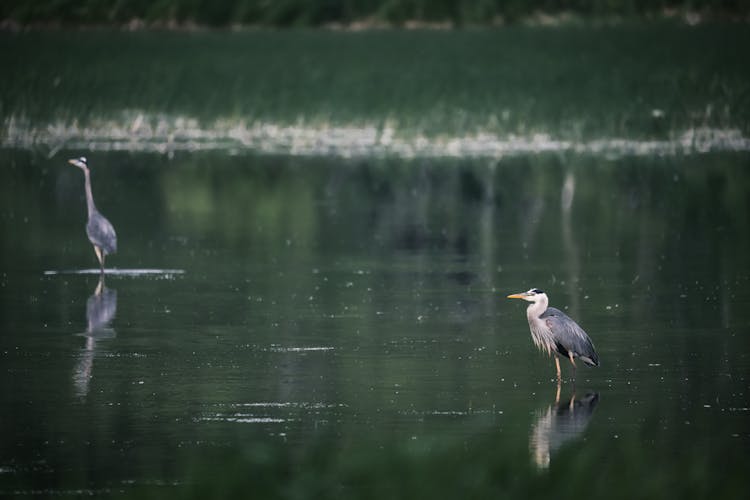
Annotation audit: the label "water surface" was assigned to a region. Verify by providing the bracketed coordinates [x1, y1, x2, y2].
[1, 149, 749, 497]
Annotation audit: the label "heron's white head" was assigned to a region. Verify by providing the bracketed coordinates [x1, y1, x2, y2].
[68, 157, 88, 169]
[507, 288, 547, 302]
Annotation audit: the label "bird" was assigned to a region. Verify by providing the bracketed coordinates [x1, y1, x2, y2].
[507, 288, 598, 380]
[68, 157, 117, 274]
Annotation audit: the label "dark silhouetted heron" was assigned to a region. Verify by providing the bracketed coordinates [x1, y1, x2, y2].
[507, 288, 599, 380]
[68, 157, 117, 273]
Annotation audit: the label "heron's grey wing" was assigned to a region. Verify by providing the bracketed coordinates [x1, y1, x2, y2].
[87, 213, 117, 254]
[541, 307, 599, 366]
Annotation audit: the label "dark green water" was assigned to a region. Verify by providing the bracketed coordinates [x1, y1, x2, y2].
[1, 25, 750, 498]
[1, 149, 749, 498]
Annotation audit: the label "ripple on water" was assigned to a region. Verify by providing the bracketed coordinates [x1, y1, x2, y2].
[44, 268, 185, 277]
[265, 346, 335, 353]
[197, 401, 346, 425]
[198, 415, 287, 424]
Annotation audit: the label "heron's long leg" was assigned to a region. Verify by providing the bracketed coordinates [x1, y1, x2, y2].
[93, 246, 104, 273]
[554, 357, 561, 381]
[95, 275, 104, 296]
[554, 378, 561, 404]
[568, 352, 577, 379]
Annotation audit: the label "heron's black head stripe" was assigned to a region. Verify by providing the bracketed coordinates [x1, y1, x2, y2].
[531, 288, 544, 294]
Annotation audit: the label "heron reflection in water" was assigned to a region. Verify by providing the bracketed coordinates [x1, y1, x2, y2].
[507, 288, 599, 381]
[68, 157, 117, 274]
[529, 389, 600, 469]
[72, 275, 117, 398]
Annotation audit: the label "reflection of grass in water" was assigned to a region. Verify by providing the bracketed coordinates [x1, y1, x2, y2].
[2, 25, 749, 141]
[162, 156, 318, 250]
[120, 423, 744, 499]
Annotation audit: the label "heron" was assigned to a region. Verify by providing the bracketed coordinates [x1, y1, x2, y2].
[68, 157, 117, 274]
[507, 288, 599, 380]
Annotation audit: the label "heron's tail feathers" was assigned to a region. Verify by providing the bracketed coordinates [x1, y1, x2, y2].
[579, 353, 599, 367]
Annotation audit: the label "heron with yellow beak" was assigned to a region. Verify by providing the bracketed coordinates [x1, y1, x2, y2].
[507, 288, 599, 380]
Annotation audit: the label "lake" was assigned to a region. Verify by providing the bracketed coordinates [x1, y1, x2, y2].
[1, 25, 749, 498]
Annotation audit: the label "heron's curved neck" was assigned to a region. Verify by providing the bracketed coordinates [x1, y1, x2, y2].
[82, 168, 97, 217]
[526, 294, 549, 320]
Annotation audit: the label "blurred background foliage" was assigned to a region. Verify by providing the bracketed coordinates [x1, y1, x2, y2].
[1, 0, 748, 27]
[3, 26, 749, 140]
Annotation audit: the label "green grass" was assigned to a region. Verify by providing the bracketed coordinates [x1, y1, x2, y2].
[2, 24, 749, 144]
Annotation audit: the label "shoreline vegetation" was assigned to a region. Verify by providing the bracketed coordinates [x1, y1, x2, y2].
[3, 23, 749, 154]
[1, 1, 749, 30]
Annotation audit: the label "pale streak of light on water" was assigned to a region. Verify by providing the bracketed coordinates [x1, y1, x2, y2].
[4, 114, 750, 158]
[228, 402, 346, 409]
[43, 268, 185, 276]
[199, 417, 288, 424]
[198, 402, 349, 425]
[265, 346, 335, 352]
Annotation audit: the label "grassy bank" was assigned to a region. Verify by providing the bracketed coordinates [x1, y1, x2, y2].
[1, 0, 749, 28]
[2, 25, 750, 157]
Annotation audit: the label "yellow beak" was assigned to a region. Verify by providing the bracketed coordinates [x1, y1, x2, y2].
[507, 293, 525, 299]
